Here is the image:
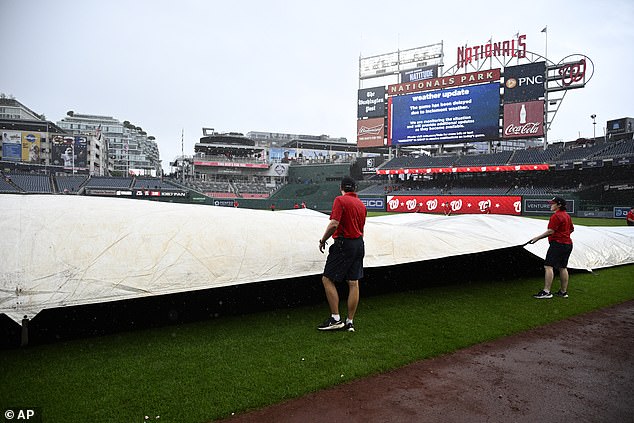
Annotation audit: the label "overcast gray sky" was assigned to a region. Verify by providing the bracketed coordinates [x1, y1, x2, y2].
[2, 0, 632, 173]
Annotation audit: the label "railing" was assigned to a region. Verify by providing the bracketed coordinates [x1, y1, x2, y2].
[193, 154, 267, 164]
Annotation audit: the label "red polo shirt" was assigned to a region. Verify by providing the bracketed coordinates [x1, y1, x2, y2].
[547, 209, 574, 244]
[330, 192, 366, 239]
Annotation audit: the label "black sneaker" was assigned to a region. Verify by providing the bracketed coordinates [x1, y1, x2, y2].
[533, 290, 553, 299]
[344, 322, 355, 332]
[317, 317, 344, 331]
[555, 290, 569, 298]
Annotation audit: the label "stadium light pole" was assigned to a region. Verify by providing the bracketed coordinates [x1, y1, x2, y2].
[591, 114, 596, 140]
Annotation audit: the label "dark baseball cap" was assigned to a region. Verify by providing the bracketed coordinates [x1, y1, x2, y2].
[549, 196, 566, 206]
[341, 176, 356, 191]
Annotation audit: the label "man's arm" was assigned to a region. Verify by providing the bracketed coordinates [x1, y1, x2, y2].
[529, 228, 554, 244]
[319, 219, 339, 253]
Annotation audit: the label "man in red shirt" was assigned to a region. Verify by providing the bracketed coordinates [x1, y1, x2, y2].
[528, 196, 574, 299]
[626, 206, 634, 226]
[318, 176, 367, 332]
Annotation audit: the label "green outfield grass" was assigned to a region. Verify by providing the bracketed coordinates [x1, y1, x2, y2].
[0, 217, 632, 423]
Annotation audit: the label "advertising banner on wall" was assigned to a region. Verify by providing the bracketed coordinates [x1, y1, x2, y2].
[359, 196, 386, 211]
[387, 195, 522, 215]
[389, 82, 500, 146]
[614, 207, 631, 219]
[1, 131, 22, 161]
[359, 43, 443, 80]
[357, 117, 385, 148]
[503, 62, 546, 103]
[358, 156, 385, 173]
[524, 198, 575, 214]
[51, 136, 88, 169]
[21, 132, 41, 163]
[357, 86, 386, 118]
[503, 100, 544, 138]
[377, 163, 549, 175]
[400, 65, 438, 83]
[388, 69, 500, 96]
[581, 159, 604, 169]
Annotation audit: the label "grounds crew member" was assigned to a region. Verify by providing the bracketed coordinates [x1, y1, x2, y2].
[318, 176, 366, 332]
[528, 196, 574, 299]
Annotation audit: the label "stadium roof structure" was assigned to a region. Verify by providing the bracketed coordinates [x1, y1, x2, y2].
[195, 142, 263, 156]
[281, 138, 359, 152]
[0, 118, 66, 134]
[1, 194, 633, 324]
[198, 132, 255, 147]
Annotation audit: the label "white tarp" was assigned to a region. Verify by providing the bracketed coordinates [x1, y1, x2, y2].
[1, 194, 633, 323]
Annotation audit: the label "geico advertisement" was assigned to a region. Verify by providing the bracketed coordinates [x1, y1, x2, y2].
[387, 195, 522, 215]
[359, 197, 385, 211]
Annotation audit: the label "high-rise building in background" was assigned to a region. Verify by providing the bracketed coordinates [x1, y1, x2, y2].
[1, 95, 161, 176]
[57, 113, 160, 177]
[0, 96, 68, 170]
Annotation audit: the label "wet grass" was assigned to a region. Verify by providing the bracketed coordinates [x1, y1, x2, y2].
[1, 262, 633, 423]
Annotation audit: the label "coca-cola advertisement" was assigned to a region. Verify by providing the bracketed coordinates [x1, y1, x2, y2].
[503, 100, 544, 138]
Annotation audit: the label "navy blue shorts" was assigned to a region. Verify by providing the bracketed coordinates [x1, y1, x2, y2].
[545, 241, 573, 269]
[323, 237, 365, 282]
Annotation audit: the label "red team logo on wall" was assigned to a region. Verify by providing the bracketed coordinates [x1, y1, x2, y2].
[503, 101, 544, 138]
[387, 195, 522, 215]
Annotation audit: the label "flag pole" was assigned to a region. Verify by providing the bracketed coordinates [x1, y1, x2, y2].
[181, 128, 185, 183]
[542, 25, 548, 150]
[542, 25, 548, 62]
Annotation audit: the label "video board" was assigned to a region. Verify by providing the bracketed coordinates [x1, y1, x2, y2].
[388, 82, 500, 146]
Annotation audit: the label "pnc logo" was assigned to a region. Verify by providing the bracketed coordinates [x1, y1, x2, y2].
[505, 75, 544, 89]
